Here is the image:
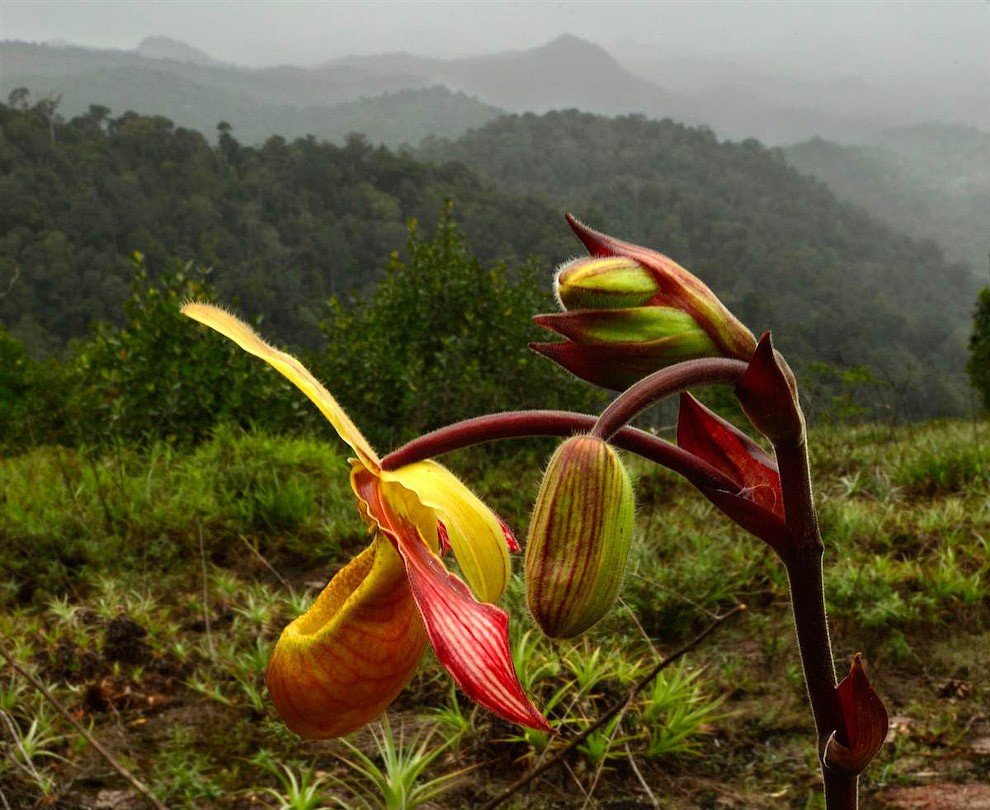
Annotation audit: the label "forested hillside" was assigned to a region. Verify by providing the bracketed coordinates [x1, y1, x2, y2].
[784, 125, 990, 272]
[0, 99, 567, 352]
[1, 42, 504, 148]
[419, 111, 978, 417]
[0, 101, 977, 417]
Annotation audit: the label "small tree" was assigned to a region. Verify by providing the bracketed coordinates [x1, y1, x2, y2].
[64, 253, 315, 445]
[968, 287, 990, 411]
[318, 203, 598, 447]
[0, 323, 33, 450]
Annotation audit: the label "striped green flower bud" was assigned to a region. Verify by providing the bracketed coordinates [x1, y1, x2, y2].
[556, 256, 660, 310]
[525, 436, 635, 639]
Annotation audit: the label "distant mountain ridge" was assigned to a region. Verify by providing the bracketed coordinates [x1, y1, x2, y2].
[5, 33, 988, 149]
[136, 35, 224, 66]
[0, 40, 502, 147]
[324, 34, 694, 121]
[783, 123, 990, 273]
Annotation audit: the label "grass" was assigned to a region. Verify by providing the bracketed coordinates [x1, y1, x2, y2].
[0, 419, 988, 806]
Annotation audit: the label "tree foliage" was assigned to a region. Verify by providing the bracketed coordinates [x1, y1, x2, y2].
[968, 287, 990, 411]
[1, 216, 593, 451]
[420, 111, 977, 417]
[0, 98, 569, 355]
[318, 206, 599, 448]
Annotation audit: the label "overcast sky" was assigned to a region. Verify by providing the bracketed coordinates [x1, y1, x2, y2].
[3, 0, 989, 84]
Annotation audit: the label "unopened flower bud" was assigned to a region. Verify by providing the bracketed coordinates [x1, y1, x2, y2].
[556, 256, 660, 310]
[533, 215, 757, 390]
[735, 332, 805, 445]
[525, 436, 634, 638]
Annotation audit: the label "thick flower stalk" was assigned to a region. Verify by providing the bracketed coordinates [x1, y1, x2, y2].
[526, 217, 888, 809]
[181, 303, 548, 739]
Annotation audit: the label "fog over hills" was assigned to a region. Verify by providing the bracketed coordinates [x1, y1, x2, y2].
[8, 31, 989, 149]
[323, 35, 694, 122]
[135, 35, 225, 67]
[0, 40, 498, 147]
[612, 42, 990, 144]
[783, 123, 990, 274]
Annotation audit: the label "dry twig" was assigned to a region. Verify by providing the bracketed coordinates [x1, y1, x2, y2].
[0, 642, 168, 810]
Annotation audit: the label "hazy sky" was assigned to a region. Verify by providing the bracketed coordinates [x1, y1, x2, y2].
[4, 0, 989, 83]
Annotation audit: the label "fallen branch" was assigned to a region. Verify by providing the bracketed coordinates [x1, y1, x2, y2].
[480, 603, 747, 810]
[0, 642, 168, 810]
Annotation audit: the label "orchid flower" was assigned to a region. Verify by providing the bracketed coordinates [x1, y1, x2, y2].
[182, 303, 549, 739]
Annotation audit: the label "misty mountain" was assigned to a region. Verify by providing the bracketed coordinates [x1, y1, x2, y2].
[135, 35, 225, 66]
[8, 33, 987, 154]
[612, 42, 990, 145]
[325, 34, 694, 121]
[418, 110, 977, 416]
[3, 35, 700, 147]
[2, 40, 424, 108]
[1, 41, 502, 147]
[783, 123, 990, 272]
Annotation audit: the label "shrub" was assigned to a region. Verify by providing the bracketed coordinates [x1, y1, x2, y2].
[59, 254, 319, 446]
[968, 287, 990, 411]
[318, 204, 599, 448]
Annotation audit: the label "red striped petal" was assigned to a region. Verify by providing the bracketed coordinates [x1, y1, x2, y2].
[498, 517, 521, 553]
[393, 522, 550, 731]
[353, 467, 549, 731]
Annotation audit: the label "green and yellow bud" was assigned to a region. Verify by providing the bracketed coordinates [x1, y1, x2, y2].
[556, 256, 660, 310]
[525, 436, 635, 639]
[532, 215, 758, 390]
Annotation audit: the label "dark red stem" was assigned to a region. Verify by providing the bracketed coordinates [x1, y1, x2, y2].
[591, 358, 749, 440]
[774, 436, 855, 809]
[382, 410, 738, 497]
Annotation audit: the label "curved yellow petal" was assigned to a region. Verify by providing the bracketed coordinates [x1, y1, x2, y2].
[357, 470, 443, 556]
[181, 303, 379, 470]
[382, 461, 510, 603]
[266, 535, 427, 739]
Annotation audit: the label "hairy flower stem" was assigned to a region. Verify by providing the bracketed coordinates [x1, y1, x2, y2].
[590, 358, 749, 440]
[775, 437, 856, 809]
[382, 410, 737, 496]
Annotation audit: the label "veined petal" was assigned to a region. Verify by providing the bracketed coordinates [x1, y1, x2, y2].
[266, 535, 427, 739]
[353, 468, 548, 731]
[394, 525, 551, 732]
[534, 307, 714, 346]
[381, 461, 511, 603]
[677, 393, 782, 518]
[181, 303, 380, 470]
[530, 335, 720, 391]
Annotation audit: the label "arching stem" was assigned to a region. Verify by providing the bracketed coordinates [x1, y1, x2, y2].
[382, 410, 736, 496]
[590, 358, 748, 440]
